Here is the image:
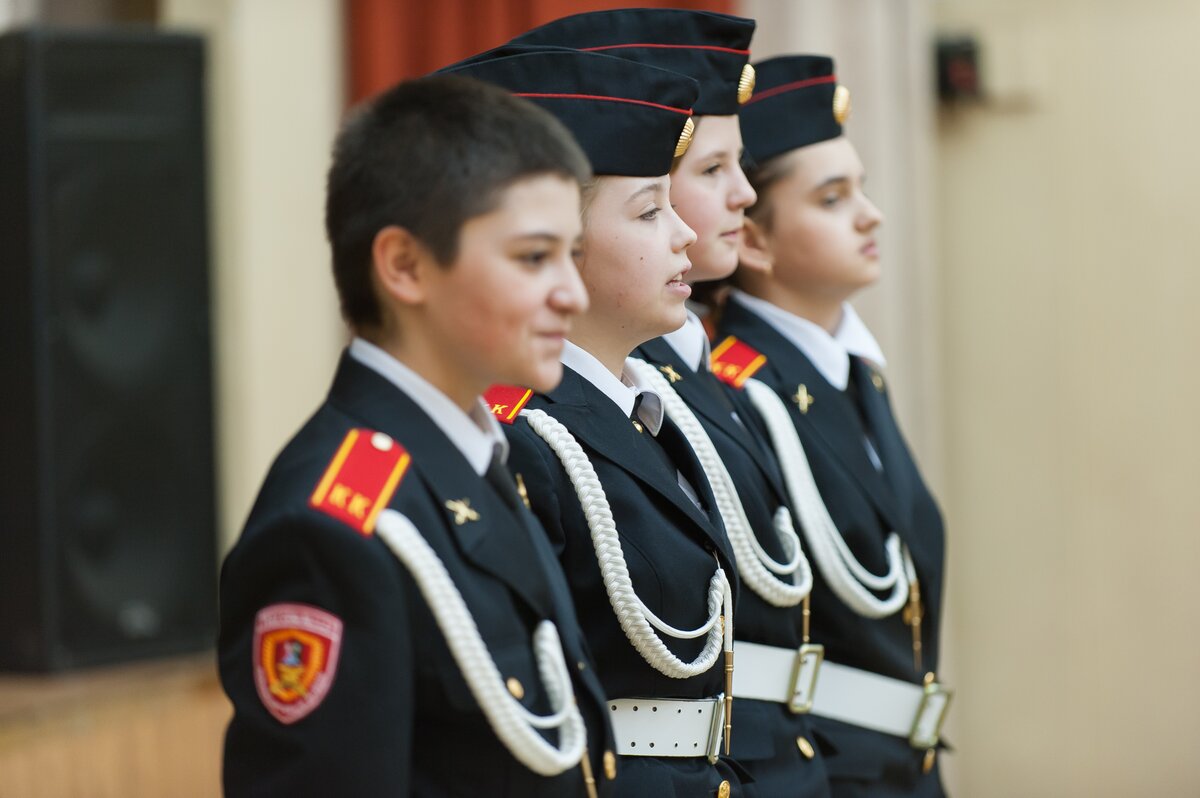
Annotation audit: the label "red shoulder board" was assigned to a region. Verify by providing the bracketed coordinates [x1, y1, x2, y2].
[483, 384, 533, 425]
[309, 428, 411, 535]
[710, 336, 767, 389]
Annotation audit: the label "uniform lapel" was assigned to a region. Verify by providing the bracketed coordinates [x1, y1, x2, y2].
[327, 354, 555, 619]
[637, 338, 789, 504]
[543, 367, 720, 543]
[720, 302, 906, 534]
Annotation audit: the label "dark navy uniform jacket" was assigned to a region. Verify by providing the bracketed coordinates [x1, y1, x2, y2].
[220, 353, 614, 797]
[636, 336, 834, 798]
[504, 364, 751, 797]
[717, 300, 948, 797]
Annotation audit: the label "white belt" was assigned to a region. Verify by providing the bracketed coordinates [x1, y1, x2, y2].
[608, 696, 725, 762]
[731, 640, 824, 714]
[810, 660, 953, 749]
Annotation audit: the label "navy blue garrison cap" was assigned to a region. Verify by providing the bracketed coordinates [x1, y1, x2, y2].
[740, 55, 850, 164]
[440, 47, 699, 177]
[510, 8, 756, 116]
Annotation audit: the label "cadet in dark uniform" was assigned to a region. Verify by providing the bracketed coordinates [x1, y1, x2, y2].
[717, 55, 952, 796]
[540, 9, 840, 795]
[443, 41, 748, 797]
[218, 75, 617, 796]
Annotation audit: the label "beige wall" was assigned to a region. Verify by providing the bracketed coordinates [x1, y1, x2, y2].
[934, 0, 1200, 795]
[162, 0, 346, 551]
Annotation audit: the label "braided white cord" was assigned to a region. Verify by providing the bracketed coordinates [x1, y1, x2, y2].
[522, 408, 731, 679]
[626, 358, 813, 608]
[742, 379, 909, 618]
[373, 509, 585, 775]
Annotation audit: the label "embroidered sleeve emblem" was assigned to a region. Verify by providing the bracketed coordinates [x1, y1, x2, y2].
[253, 603, 344, 725]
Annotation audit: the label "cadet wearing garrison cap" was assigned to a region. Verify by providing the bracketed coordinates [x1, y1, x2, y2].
[517, 8, 839, 797]
[510, 7, 757, 115]
[720, 54, 953, 797]
[446, 43, 753, 798]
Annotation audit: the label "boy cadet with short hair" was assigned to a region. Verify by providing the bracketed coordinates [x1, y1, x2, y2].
[219, 75, 617, 796]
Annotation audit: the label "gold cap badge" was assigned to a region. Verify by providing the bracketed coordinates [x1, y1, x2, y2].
[738, 63, 756, 104]
[674, 116, 695, 158]
[833, 84, 851, 124]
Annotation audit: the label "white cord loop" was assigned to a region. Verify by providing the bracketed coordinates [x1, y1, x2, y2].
[626, 358, 813, 608]
[374, 509, 586, 776]
[742, 378, 910, 618]
[522, 408, 733, 679]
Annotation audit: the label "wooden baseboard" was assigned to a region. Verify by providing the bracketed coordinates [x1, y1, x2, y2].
[0, 654, 230, 798]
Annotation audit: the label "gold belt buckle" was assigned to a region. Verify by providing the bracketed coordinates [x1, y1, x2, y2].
[908, 678, 953, 749]
[787, 643, 824, 714]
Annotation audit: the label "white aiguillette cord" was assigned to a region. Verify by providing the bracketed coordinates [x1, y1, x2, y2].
[742, 378, 913, 618]
[373, 509, 586, 777]
[521, 408, 733, 680]
[626, 358, 813, 608]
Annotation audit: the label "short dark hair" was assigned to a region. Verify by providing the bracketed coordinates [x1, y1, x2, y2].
[325, 74, 592, 329]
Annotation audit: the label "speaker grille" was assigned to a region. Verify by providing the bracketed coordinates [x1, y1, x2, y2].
[0, 28, 216, 671]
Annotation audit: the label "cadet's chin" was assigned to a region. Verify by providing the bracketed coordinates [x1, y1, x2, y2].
[524, 358, 565, 395]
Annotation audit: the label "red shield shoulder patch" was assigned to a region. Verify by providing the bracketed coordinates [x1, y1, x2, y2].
[253, 603, 344, 725]
[483, 384, 533, 425]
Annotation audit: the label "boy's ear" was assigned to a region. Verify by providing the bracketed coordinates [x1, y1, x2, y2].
[738, 216, 774, 275]
[372, 225, 433, 306]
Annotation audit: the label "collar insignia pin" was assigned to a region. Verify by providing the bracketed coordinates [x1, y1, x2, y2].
[793, 384, 815, 414]
[659, 364, 683, 384]
[514, 473, 532, 509]
[444, 498, 480, 525]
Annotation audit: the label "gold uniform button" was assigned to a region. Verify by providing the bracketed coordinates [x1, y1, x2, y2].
[717, 779, 731, 798]
[922, 748, 937, 774]
[603, 750, 617, 780]
[796, 736, 815, 759]
[505, 677, 524, 700]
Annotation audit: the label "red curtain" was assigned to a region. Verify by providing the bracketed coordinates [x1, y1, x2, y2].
[346, 0, 735, 104]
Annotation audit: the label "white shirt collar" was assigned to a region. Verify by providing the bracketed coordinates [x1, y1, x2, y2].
[561, 340, 665, 435]
[348, 337, 508, 475]
[729, 290, 887, 390]
[661, 310, 711, 373]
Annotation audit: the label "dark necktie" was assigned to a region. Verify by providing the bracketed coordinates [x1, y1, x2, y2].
[484, 454, 524, 512]
[846, 356, 884, 470]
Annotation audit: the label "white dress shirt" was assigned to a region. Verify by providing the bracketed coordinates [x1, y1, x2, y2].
[728, 290, 886, 390]
[349, 338, 508, 476]
[661, 310, 711, 373]
[560, 340, 702, 506]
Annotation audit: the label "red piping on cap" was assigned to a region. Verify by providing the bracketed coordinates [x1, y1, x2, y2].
[743, 74, 837, 105]
[580, 43, 750, 56]
[515, 92, 694, 115]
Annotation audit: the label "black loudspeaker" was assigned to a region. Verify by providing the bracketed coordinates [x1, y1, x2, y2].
[0, 28, 217, 671]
